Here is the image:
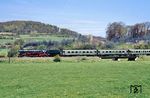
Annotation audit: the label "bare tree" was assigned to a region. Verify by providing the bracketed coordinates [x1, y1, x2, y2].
[106, 22, 126, 41]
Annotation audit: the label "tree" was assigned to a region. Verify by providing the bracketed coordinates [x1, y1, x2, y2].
[106, 22, 127, 42]
[8, 45, 20, 57]
[7, 45, 20, 63]
[144, 22, 150, 35]
[128, 22, 150, 39]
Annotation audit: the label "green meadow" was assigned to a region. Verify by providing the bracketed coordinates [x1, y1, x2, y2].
[0, 59, 150, 98]
[0, 34, 73, 46]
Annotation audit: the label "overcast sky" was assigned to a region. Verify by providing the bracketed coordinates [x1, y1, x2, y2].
[0, 0, 150, 37]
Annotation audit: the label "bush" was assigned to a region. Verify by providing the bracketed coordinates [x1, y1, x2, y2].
[77, 56, 88, 62]
[100, 41, 115, 49]
[81, 57, 87, 61]
[53, 55, 61, 62]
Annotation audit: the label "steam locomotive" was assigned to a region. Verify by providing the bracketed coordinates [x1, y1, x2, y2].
[18, 50, 61, 57]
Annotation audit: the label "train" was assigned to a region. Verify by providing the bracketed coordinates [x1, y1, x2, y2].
[18, 49, 150, 60]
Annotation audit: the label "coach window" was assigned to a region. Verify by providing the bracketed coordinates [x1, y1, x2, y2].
[83, 51, 85, 53]
[68, 51, 70, 53]
[72, 51, 74, 53]
[90, 51, 92, 53]
[75, 51, 78, 53]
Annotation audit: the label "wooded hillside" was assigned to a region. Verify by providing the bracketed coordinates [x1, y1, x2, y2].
[0, 21, 79, 37]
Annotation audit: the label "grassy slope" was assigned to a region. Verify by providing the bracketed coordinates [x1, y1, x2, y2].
[20, 35, 73, 42]
[0, 34, 73, 45]
[0, 61, 150, 98]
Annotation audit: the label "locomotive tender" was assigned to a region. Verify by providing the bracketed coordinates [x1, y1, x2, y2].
[18, 49, 150, 60]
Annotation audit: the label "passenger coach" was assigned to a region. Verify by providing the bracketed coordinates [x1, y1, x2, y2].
[62, 50, 97, 56]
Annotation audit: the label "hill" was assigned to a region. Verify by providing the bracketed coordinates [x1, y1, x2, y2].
[0, 21, 80, 37]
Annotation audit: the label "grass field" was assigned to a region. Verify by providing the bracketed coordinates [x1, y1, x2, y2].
[0, 59, 150, 98]
[19, 35, 74, 42]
